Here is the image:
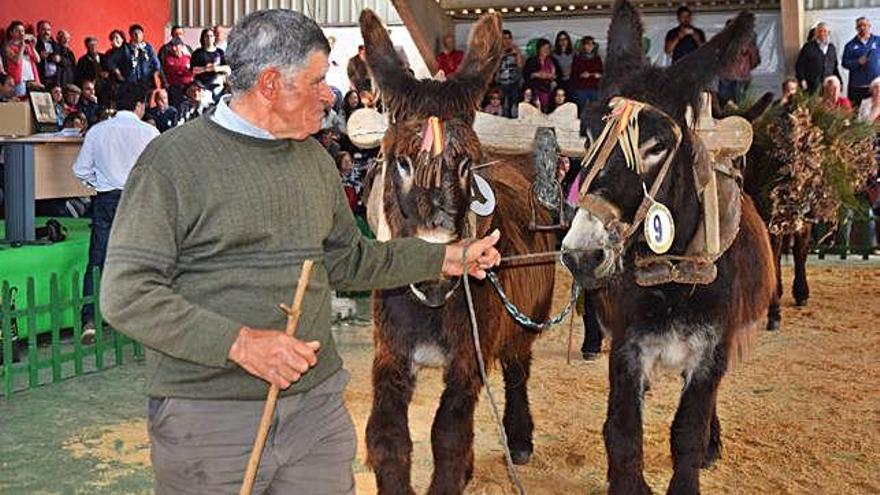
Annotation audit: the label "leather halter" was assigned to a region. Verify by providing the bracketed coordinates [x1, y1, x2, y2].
[577, 97, 683, 254]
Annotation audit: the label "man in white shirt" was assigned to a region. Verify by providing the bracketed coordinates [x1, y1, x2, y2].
[73, 83, 159, 341]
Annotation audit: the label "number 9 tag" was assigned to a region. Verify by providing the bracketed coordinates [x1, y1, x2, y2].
[644, 201, 675, 254]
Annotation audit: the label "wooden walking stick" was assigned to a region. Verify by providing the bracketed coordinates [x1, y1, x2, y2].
[240, 259, 314, 495]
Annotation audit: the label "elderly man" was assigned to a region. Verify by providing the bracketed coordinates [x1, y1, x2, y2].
[796, 22, 841, 94]
[843, 17, 880, 109]
[436, 33, 464, 76]
[100, 9, 500, 494]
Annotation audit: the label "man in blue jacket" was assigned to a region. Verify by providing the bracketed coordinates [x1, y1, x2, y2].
[843, 16, 880, 108]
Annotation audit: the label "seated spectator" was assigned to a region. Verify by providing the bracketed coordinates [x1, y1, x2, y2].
[858, 77, 880, 122]
[0, 73, 17, 101]
[571, 36, 603, 114]
[822, 75, 853, 112]
[142, 113, 158, 129]
[341, 90, 362, 120]
[436, 34, 464, 77]
[482, 88, 504, 116]
[54, 30, 77, 88]
[547, 87, 568, 113]
[4, 21, 42, 96]
[359, 89, 375, 108]
[76, 36, 103, 86]
[777, 77, 800, 107]
[336, 151, 363, 215]
[162, 37, 192, 107]
[523, 38, 560, 110]
[50, 85, 64, 126]
[62, 83, 81, 116]
[522, 87, 540, 111]
[191, 28, 230, 103]
[77, 80, 102, 126]
[61, 111, 87, 134]
[177, 80, 208, 122]
[317, 128, 342, 160]
[148, 88, 179, 132]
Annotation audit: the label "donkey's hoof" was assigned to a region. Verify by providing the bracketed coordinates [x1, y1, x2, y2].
[701, 449, 721, 469]
[766, 319, 780, 331]
[795, 298, 808, 307]
[510, 448, 532, 465]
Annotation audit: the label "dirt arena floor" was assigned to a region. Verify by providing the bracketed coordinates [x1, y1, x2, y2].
[1, 262, 878, 494]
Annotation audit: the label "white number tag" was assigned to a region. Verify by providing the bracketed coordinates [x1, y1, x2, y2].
[644, 201, 675, 254]
[470, 174, 496, 216]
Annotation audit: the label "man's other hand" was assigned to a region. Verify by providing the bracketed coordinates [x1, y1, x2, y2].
[228, 327, 320, 389]
[442, 229, 502, 279]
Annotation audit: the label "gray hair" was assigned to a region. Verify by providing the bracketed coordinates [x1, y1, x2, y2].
[226, 9, 330, 93]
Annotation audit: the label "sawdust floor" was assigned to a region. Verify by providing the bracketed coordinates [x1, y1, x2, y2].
[2, 263, 878, 494]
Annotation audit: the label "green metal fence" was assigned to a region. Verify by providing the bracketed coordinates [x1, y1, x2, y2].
[0, 268, 143, 398]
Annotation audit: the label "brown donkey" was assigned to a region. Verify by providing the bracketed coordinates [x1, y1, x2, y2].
[561, 2, 775, 493]
[358, 10, 556, 495]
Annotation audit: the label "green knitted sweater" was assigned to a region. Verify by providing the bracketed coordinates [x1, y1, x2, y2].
[101, 115, 445, 400]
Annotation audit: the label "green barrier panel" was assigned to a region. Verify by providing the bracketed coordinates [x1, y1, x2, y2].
[0, 217, 90, 338]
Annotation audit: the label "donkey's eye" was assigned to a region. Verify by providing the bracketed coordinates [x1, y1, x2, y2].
[647, 142, 666, 155]
[457, 157, 470, 179]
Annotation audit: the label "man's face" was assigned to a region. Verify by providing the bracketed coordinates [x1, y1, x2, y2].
[86, 40, 98, 54]
[111, 33, 124, 48]
[65, 91, 80, 106]
[816, 25, 830, 43]
[213, 25, 226, 42]
[272, 50, 334, 139]
[783, 81, 798, 96]
[57, 31, 70, 46]
[188, 86, 204, 103]
[678, 12, 692, 27]
[443, 35, 454, 51]
[857, 18, 872, 37]
[358, 46, 366, 60]
[131, 29, 144, 44]
[82, 82, 95, 100]
[1, 77, 15, 97]
[156, 90, 168, 107]
[39, 23, 52, 39]
[172, 28, 184, 39]
[10, 25, 24, 41]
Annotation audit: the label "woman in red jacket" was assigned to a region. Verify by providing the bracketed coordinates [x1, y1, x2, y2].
[570, 36, 604, 116]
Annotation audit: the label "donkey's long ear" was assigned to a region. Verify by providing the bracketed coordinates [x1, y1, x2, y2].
[669, 11, 756, 101]
[604, 0, 646, 91]
[360, 9, 415, 100]
[448, 13, 504, 105]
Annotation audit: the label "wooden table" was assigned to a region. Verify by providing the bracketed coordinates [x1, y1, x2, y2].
[1, 135, 94, 243]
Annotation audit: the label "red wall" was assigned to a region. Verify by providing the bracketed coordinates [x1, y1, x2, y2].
[0, 0, 169, 54]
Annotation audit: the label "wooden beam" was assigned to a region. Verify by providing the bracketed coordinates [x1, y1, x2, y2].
[391, 0, 452, 74]
[780, 0, 804, 74]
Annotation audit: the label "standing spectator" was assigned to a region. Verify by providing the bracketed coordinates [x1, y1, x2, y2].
[72, 82, 159, 341]
[495, 29, 524, 118]
[162, 37, 192, 107]
[148, 88, 179, 132]
[523, 38, 560, 110]
[35, 20, 58, 86]
[54, 30, 77, 88]
[717, 21, 760, 107]
[347, 45, 371, 92]
[796, 22, 840, 94]
[62, 83, 81, 117]
[4, 21, 41, 96]
[341, 90, 362, 121]
[123, 24, 161, 87]
[101, 29, 128, 106]
[177, 81, 208, 122]
[665, 6, 706, 63]
[571, 36, 603, 115]
[552, 31, 574, 91]
[843, 17, 880, 109]
[822, 75, 853, 112]
[213, 24, 228, 52]
[78, 79, 102, 126]
[436, 33, 464, 77]
[76, 36, 103, 86]
[191, 28, 230, 103]
[482, 88, 504, 116]
[158, 25, 193, 63]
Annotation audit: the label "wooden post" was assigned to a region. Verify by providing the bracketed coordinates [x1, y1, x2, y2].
[780, 0, 804, 74]
[391, 0, 453, 75]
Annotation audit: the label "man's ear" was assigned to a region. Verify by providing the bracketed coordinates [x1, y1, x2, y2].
[255, 68, 283, 101]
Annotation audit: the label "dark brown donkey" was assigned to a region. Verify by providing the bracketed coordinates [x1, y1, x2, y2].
[358, 10, 556, 495]
[561, 2, 774, 493]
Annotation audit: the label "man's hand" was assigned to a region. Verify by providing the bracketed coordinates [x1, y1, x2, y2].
[442, 229, 502, 279]
[228, 327, 320, 389]
[859, 55, 869, 65]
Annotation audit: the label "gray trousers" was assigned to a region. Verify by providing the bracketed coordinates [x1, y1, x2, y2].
[147, 370, 356, 494]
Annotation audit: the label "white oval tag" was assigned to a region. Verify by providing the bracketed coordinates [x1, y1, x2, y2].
[470, 174, 496, 217]
[644, 202, 675, 254]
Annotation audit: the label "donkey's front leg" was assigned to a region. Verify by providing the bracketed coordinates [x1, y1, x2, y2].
[604, 339, 651, 495]
[366, 345, 417, 495]
[427, 360, 482, 495]
[501, 348, 535, 465]
[667, 344, 727, 495]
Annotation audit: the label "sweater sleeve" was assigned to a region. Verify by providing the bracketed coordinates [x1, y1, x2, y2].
[323, 176, 446, 291]
[101, 164, 242, 368]
[842, 41, 860, 71]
